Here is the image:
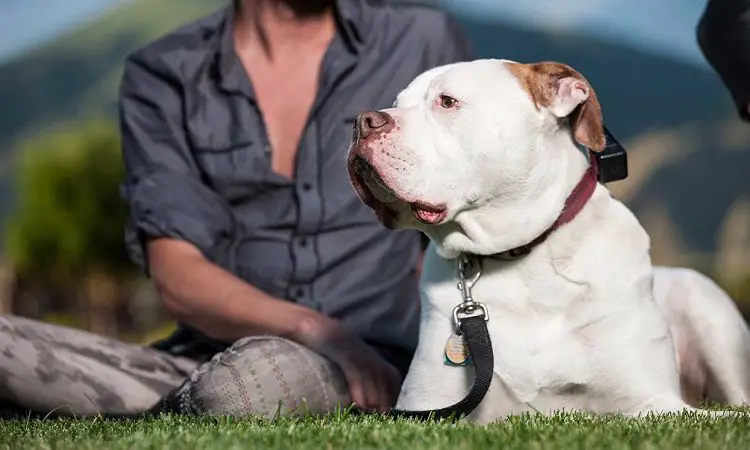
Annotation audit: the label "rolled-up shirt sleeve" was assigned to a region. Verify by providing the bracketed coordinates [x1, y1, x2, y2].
[697, 0, 750, 121]
[119, 54, 236, 274]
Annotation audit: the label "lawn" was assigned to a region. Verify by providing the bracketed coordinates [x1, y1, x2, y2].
[2, 409, 750, 450]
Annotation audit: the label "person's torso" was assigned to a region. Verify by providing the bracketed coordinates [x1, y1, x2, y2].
[140, 1, 470, 367]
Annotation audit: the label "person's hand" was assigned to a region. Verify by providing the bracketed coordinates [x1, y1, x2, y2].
[292, 315, 402, 413]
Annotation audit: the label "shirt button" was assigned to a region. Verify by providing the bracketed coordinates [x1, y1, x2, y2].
[298, 237, 308, 248]
[302, 182, 312, 191]
[295, 288, 304, 298]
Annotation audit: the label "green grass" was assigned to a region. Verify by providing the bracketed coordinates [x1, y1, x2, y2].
[2, 409, 750, 450]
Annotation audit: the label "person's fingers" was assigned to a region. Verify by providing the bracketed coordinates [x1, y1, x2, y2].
[361, 369, 381, 412]
[340, 364, 367, 409]
[385, 364, 402, 407]
[376, 363, 401, 412]
[369, 369, 389, 413]
[375, 373, 392, 413]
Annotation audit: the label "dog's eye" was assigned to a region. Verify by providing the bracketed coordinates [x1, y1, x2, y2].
[439, 95, 458, 109]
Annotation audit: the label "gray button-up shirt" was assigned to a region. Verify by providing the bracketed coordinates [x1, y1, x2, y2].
[119, 0, 473, 374]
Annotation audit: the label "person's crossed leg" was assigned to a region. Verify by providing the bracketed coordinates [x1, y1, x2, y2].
[0, 314, 350, 418]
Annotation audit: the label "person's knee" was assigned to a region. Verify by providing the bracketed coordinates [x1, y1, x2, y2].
[0, 315, 32, 363]
[0, 315, 19, 335]
[186, 336, 351, 417]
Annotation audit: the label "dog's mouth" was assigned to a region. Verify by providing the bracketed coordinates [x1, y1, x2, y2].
[349, 155, 447, 228]
[409, 201, 448, 225]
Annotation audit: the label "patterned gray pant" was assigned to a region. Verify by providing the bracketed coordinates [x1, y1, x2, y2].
[0, 315, 350, 418]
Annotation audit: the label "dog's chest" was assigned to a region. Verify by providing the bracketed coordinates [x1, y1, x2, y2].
[420, 251, 595, 405]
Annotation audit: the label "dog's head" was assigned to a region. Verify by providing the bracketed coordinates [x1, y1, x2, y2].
[347, 59, 606, 257]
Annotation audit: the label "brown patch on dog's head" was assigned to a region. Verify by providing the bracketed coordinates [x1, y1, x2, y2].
[505, 61, 605, 151]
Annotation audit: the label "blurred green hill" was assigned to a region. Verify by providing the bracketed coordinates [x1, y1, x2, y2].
[0, 0, 223, 220]
[0, 0, 217, 146]
[0, 0, 747, 288]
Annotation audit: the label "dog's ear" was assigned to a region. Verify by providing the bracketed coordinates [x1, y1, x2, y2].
[505, 61, 606, 152]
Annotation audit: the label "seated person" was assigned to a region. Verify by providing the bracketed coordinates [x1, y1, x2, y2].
[0, 0, 473, 417]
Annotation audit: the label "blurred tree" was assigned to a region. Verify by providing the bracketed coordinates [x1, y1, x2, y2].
[3, 118, 135, 335]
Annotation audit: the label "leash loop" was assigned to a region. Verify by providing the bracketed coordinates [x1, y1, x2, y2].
[453, 254, 489, 335]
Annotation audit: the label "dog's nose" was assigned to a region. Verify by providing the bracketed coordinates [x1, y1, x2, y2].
[356, 110, 392, 139]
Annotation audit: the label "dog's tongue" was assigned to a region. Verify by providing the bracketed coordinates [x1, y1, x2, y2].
[411, 204, 446, 225]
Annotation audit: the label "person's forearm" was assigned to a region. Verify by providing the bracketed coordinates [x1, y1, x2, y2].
[147, 239, 324, 342]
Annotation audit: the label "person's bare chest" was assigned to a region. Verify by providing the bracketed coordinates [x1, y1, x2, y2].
[240, 49, 328, 179]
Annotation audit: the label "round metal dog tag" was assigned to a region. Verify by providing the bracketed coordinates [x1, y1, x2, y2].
[444, 333, 470, 366]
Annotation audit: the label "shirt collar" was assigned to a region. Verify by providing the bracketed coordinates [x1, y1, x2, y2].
[215, 0, 366, 95]
[335, 0, 366, 51]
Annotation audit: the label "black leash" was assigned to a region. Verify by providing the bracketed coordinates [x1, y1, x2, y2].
[388, 314, 493, 421]
[387, 254, 494, 421]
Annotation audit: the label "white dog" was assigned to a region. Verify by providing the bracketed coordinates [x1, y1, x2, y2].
[346, 59, 750, 422]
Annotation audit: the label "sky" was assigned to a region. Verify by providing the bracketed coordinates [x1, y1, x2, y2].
[0, 0, 125, 61]
[0, 0, 712, 67]
[445, 0, 710, 66]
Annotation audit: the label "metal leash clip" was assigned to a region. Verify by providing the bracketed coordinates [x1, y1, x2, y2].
[452, 254, 490, 335]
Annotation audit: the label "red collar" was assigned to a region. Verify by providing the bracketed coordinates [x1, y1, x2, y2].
[490, 153, 599, 261]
